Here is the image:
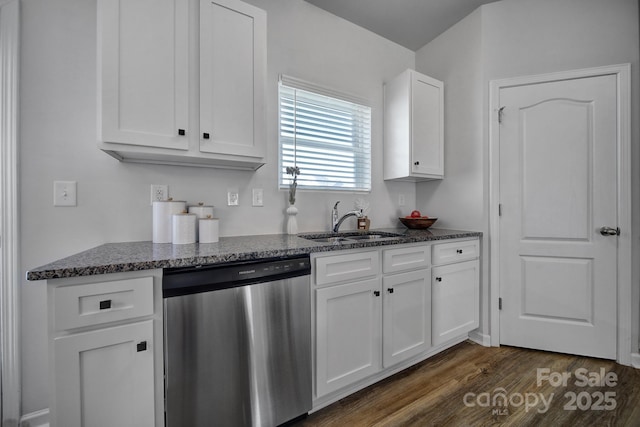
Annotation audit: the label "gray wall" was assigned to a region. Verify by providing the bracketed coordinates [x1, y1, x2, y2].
[19, 0, 415, 414]
[416, 0, 640, 345]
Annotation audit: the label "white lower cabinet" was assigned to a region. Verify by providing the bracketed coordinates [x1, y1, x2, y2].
[431, 260, 480, 345]
[315, 277, 382, 397]
[431, 239, 480, 346]
[382, 269, 431, 368]
[52, 321, 155, 427]
[313, 245, 432, 400]
[47, 270, 163, 427]
[313, 238, 480, 407]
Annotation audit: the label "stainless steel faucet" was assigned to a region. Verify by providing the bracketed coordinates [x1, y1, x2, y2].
[332, 201, 364, 232]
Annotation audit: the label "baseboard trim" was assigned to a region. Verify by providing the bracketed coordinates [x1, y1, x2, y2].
[631, 353, 640, 369]
[468, 330, 491, 347]
[20, 408, 49, 427]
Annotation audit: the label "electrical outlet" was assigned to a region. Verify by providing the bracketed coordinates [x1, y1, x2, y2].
[150, 185, 168, 204]
[252, 188, 264, 207]
[54, 181, 77, 206]
[398, 194, 405, 206]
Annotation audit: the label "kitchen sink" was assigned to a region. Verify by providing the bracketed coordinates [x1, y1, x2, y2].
[302, 231, 404, 244]
[309, 237, 351, 244]
[345, 234, 387, 241]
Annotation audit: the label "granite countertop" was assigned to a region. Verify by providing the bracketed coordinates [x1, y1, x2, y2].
[26, 228, 482, 281]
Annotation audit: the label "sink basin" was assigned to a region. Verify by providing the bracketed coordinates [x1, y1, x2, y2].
[345, 234, 387, 241]
[309, 237, 350, 244]
[302, 231, 403, 244]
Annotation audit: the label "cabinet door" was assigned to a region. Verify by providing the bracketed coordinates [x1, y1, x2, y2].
[199, 0, 266, 158]
[432, 260, 479, 345]
[316, 278, 381, 397]
[383, 269, 431, 367]
[52, 321, 155, 427]
[99, 0, 189, 150]
[411, 72, 443, 177]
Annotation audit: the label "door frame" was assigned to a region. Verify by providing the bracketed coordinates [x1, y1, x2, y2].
[488, 64, 632, 365]
[0, 0, 20, 422]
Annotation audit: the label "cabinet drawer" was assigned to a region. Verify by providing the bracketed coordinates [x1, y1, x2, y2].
[54, 277, 154, 331]
[315, 251, 379, 286]
[383, 245, 430, 274]
[432, 239, 479, 265]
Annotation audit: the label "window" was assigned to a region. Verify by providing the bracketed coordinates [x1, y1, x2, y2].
[278, 76, 372, 192]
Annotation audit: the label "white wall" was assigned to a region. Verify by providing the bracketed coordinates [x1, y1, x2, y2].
[415, 8, 487, 333]
[18, 0, 415, 415]
[416, 0, 640, 347]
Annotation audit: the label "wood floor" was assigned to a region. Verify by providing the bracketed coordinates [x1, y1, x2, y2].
[295, 341, 640, 426]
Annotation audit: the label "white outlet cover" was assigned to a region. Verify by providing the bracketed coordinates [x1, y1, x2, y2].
[252, 188, 263, 207]
[54, 181, 77, 207]
[150, 184, 168, 205]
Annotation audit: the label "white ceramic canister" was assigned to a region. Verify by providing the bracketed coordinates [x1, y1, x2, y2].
[172, 212, 197, 244]
[188, 202, 214, 239]
[199, 216, 219, 243]
[152, 199, 187, 243]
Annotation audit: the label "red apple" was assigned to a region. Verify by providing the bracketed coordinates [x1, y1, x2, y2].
[410, 210, 421, 218]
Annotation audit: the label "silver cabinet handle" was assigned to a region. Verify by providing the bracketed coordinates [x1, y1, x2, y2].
[599, 226, 620, 236]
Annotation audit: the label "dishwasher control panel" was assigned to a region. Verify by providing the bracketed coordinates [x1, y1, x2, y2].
[162, 255, 311, 297]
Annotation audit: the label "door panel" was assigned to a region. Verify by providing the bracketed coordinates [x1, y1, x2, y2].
[520, 99, 593, 240]
[199, 0, 266, 158]
[315, 278, 381, 397]
[382, 270, 430, 367]
[411, 74, 444, 176]
[499, 74, 617, 359]
[521, 256, 593, 323]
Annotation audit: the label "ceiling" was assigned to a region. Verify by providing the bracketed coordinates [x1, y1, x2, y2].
[305, 0, 499, 51]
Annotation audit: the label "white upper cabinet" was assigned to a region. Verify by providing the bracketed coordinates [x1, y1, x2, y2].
[384, 69, 444, 181]
[199, 0, 266, 159]
[98, 0, 189, 151]
[98, 0, 267, 170]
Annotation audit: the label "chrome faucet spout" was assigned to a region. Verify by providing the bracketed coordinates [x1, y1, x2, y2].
[333, 210, 364, 233]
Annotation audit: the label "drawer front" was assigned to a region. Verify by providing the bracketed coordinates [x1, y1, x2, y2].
[54, 276, 154, 330]
[383, 245, 430, 274]
[432, 239, 479, 266]
[315, 251, 380, 286]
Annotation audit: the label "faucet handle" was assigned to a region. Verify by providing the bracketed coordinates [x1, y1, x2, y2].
[333, 201, 340, 209]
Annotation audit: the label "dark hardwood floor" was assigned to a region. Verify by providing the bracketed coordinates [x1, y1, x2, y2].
[295, 341, 640, 426]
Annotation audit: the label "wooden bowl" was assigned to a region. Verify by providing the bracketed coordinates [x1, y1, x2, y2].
[398, 217, 438, 229]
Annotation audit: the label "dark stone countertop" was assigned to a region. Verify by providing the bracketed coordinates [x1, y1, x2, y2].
[26, 228, 482, 281]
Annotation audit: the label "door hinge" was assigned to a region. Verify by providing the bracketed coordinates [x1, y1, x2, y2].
[498, 106, 505, 124]
[499, 204, 502, 217]
[499, 298, 502, 310]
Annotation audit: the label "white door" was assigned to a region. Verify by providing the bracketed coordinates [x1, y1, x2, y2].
[52, 321, 155, 427]
[382, 269, 431, 367]
[315, 278, 381, 397]
[411, 72, 444, 177]
[432, 260, 480, 346]
[99, 0, 189, 149]
[499, 74, 618, 359]
[199, 0, 266, 158]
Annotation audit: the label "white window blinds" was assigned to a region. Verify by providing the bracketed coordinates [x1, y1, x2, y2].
[278, 76, 372, 192]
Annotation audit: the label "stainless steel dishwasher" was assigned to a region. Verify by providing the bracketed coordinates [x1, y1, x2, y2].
[163, 255, 312, 427]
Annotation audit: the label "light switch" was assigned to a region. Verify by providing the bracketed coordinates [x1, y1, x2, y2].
[54, 181, 77, 206]
[227, 191, 239, 206]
